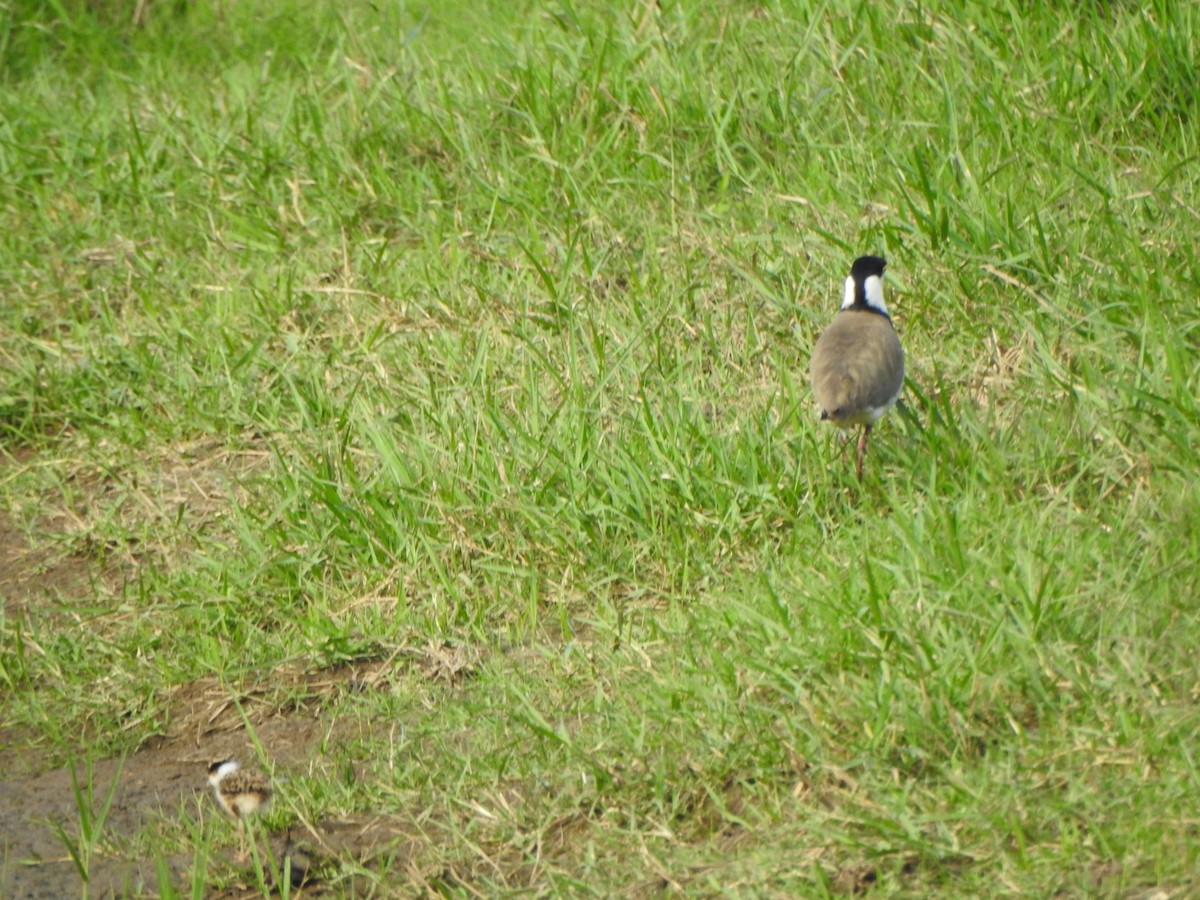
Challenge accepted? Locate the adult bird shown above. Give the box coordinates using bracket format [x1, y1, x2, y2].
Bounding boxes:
[809, 255, 904, 479]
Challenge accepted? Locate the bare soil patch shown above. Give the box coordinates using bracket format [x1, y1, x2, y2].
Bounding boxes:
[0, 659, 433, 898]
[0, 451, 120, 618]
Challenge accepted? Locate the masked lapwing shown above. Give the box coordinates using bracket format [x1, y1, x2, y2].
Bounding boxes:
[809, 255, 904, 479]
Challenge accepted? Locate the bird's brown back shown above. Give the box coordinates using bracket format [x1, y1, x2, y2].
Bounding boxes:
[218, 769, 273, 814]
[810, 310, 904, 424]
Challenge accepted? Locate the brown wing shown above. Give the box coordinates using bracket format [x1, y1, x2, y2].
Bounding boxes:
[220, 769, 273, 802]
[810, 311, 904, 424]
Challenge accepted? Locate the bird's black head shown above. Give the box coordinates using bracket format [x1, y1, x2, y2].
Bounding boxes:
[850, 255, 887, 282]
[208, 759, 236, 776]
[842, 255, 890, 317]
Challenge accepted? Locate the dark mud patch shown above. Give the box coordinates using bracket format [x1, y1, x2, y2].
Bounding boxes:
[1, 749, 198, 899]
[0, 692, 321, 898]
[0, 670, 417, 899]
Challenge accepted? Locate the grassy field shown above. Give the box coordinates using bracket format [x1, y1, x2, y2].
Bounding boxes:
[2, 0, 1198, 895]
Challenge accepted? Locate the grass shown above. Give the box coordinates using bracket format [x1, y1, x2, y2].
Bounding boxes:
[1, 0, 1198, 894]
[49, 751, 127, 899]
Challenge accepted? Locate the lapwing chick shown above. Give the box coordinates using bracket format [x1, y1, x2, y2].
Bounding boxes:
[207, 759, 272, 861]
[809, 255, 904, 479]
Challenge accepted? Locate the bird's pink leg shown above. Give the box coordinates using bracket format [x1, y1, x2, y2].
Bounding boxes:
[856, 425, 872, 480]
